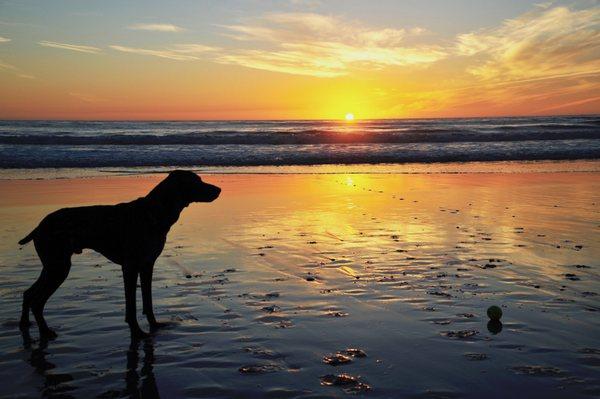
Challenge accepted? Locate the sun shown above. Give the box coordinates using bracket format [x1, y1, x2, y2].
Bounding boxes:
[345, 113, 355, 121]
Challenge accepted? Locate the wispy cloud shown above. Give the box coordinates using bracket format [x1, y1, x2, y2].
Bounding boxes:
[38, 40, 101, 54]
[0, 36, 10, 43]
[110, 45, 197, 60]
[216, 13, 443, 77]
[169, 44, 219, 54]
[109, 43, 218, 61]
[0, 20, 39, 27]
[107, 5, 599, 87]
[535, 95, 600, 113]
[128, 23, 184, 32]
[0, 60, 17, 70]
[357, 4, 600, 118]
[455, 6, 600, 81]
[0, 59, 35, 79]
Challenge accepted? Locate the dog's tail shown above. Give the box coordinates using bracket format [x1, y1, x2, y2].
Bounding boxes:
[18, 228, 38, 246]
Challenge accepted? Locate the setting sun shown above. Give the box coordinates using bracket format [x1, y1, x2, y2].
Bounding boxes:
[345, 113, 355, 121]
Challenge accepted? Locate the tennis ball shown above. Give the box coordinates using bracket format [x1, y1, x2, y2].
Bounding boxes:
[487, 305, 503, 321]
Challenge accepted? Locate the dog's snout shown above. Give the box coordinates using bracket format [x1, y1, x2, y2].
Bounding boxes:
[192, 180, 221, 202]
[203, 184, 221, 202]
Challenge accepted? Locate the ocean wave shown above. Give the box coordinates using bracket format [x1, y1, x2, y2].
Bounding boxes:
[1, 140, 598, 168]
[0, 128, 598, 145]
[1, 116, 598, 168]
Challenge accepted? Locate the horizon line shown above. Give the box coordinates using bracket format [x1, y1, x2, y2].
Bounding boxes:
[0, 112, 598, 123]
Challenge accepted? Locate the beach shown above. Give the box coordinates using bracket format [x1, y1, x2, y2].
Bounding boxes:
[0, 165, 598, 398]
[2, 0, 599, 396]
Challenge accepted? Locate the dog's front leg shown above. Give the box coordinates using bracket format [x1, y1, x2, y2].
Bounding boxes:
[122, 265, 149, 340]
[141, 264, 170, 330]
[141, 264, 163, 330]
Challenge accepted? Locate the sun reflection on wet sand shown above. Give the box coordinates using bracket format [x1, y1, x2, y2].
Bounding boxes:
[0, 170, 598, 397]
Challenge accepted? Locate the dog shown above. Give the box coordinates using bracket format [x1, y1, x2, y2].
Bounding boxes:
[18, 170, 221, 339]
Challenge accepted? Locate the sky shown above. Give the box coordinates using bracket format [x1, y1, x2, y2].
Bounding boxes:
[0, 0, 599, 120]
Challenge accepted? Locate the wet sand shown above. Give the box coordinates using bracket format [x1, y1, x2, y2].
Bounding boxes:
[0, 170, 599, 398]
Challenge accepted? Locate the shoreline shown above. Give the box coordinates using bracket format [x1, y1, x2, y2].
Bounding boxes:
[0, 159, 599, 180]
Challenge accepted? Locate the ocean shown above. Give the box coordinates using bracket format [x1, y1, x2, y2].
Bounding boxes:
[0, 116, 599, 170]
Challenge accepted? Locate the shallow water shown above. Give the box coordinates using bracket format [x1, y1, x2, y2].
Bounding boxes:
[0, 172, 599, 398]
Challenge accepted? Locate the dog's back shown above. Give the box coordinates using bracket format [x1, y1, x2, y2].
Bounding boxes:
[20, 198, 163, 264]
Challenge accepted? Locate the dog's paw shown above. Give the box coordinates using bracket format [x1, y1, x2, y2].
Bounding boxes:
[40, 328, 58, 340]
[149, 321, 172, 331]
[130, 328, 151, 340]
[19, 320, 31, 331]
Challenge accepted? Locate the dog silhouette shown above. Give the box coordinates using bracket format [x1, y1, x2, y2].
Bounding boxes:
[18, 170, 221, 339]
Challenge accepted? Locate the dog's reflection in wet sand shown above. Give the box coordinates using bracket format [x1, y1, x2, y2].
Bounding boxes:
[22, 330, 160, 398]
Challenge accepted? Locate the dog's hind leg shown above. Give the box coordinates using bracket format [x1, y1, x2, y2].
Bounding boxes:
[141, 266, 156, 325]
[20, 271, 47, 331]
[30, 245, 72, 339]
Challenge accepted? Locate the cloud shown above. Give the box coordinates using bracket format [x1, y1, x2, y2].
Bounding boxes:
[0, 20, 39, 27]
[38, 40, 101, 54]
[128, 23, 184, 32]
[0, 60, 17, 70]
[217, 50, 342, 77]
[455, 6, 600, 81]
[220, 12, 420, 45]
[0, 59, 35, 79]
[109, 45, 197, 60]
[536, 95, 600, 113]
[0, 36, 10, 43]
[216, 13, 443, 77]
[169, 44, 219, 54]
[109, 43, 218, 61]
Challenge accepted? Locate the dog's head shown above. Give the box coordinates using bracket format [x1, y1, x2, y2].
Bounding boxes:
[161, 170, 221, 204]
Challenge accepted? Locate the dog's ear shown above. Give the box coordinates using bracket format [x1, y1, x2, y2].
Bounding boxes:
[168, 170, 202, 183]
[149, 171, 189, 203]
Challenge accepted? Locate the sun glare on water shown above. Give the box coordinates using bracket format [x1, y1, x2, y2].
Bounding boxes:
[345, 113, 355, 121]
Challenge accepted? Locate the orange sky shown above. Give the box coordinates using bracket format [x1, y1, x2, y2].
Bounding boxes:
[0, 1, 599, 120]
